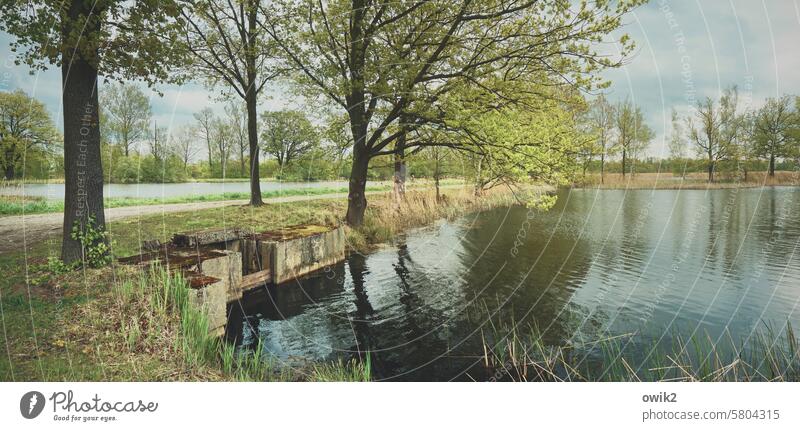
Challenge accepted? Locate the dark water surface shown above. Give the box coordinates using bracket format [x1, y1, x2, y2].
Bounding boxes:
[227, 188, 800, 381]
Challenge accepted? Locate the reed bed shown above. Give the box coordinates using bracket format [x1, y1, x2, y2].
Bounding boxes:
[577, 171, 800, 190]
[482, 321, 800, 382]
[347, 186, 532, 250]
[112, 265, 370, 381]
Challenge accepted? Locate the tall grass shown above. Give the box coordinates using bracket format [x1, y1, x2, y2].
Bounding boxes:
[347, 187, 524, 249]
[482, 321, 800, 382]
[310, 354, 372, 382]
[577, 171, 800, 190]
[113, 265, 370, 381]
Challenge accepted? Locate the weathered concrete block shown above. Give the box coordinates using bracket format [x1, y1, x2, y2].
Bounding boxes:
[240, 237, 273, 273]
[269, 225, 345, 285]
[187, 274, 227, 337]
[195, 250, 243, 302]
[172, 227, 253, 248]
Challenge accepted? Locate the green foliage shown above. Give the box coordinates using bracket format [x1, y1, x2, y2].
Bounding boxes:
[0, 0, 186, 85]
[70, 216, 112, 268]
[261, 110, 320, 168]
[0, 89, 61, 179]
[614, 99, 653, 173]
[751, 95, 798, 171]
[100, 83, 152, 156]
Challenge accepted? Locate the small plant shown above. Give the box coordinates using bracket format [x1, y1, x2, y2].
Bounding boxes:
[71, 215, 112, 268]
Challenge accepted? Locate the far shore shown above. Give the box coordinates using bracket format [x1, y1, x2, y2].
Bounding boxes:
[573, 171, 800, 190]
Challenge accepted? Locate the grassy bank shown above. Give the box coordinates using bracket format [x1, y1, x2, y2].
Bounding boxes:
[482, 322, 800, 382]
[0, 179, 466, 216]
[575, 171, 800, 190]
[0, 186, 381, 216]
[0, 185, 512, 381]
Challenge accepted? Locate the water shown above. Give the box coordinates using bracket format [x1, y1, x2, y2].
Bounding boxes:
[227, 188, 800, 380]
[0, 180, 351, 200]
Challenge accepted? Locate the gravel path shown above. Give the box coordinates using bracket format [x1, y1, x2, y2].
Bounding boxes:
[0, 191, 354, 255]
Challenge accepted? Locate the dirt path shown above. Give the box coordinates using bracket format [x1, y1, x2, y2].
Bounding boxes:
[0, 192, 355, 255]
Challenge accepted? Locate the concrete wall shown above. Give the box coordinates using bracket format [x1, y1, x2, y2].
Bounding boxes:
[188, 277, 227, 337]
[270, 226, 345, 285]
[196, 250, 243, 302]
[122, 225, 346, 339]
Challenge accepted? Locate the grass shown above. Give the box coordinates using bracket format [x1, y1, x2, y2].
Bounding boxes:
[0, 185, 388, 216]
[0, 179, 467, 215]
[482, 321, 800, 382]
[576, 171, 800, 190]
[346, 186, 531, 250]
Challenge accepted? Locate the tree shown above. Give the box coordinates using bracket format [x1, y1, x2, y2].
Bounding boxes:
[615, 99, 653, 178]
[180, 0, 281, 205]
[0, 90, 60, 179]
[0, 0, 185, 263]
[225, 101, 248, 177]
[194, 107, 216, 172]
[668, 108, 687, 178]
[100, 83, 151, 156]
[412, 83, 584, 200]
[262, 0, 642, 225]
[752, 95, 795, 177]
[260, 110, 319, 168]
[687, 86, 744, 183]
[148, 121, 169, 161]
[322, 114, 353, 178]
[171, 125, 200, 170]
[587, 95, 616, 183]
[211, 117, 233, 178]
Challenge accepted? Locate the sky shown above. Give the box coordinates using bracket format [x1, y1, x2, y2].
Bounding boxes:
[2, 0, 800, 160]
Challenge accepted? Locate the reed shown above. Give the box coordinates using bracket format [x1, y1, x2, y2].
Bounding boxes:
[347, 187, 524, 249]
[112, 265, 370, 381]
[576, 171, 800, 190]
[482, 321, 800, 382]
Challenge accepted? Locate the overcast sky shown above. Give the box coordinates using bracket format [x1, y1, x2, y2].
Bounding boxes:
[2, 0, 799, 160]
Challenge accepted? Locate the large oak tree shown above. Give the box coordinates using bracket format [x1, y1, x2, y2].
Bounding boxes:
[0, 0, 185, 263]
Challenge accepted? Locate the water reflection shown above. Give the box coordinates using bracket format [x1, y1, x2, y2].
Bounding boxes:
[227, 187, 800, 381]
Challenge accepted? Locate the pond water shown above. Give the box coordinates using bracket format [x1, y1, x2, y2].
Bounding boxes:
[227, 187, 800, 381]
[0, 180, 350, 200]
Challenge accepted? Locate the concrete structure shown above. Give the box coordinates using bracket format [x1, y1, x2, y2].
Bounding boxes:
[186, 273, 227, 337]
[241, 225, 346, 285]
[124, 224, 346, 337]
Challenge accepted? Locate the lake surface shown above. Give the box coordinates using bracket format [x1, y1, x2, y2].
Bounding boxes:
[0, 180, 350, 200]
[227, 188, 800, 381]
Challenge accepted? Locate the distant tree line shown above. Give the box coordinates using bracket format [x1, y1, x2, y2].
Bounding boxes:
[578, 89, 800, 183]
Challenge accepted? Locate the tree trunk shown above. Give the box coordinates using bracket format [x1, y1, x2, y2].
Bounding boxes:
[345, 0, 369, 226]
[346, 147, 369, 226]
[708, 159, 714, 183]
[474, 156, 483, 196]
[392, 132, 406, 207]
[246, 4, 263, 206]
[207, 134, 213, 172]
[600, 153, 605, 184]
[60, 2, 106, 264]
[434, 154, 441, 202]
[769, 152, 775, 177]
[392, 114, 410, 206]
[246, 91, 262, 205]
[4, 163, 14, 180]
[240, 143, 245, 177]
[621, 148, 626, 179]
